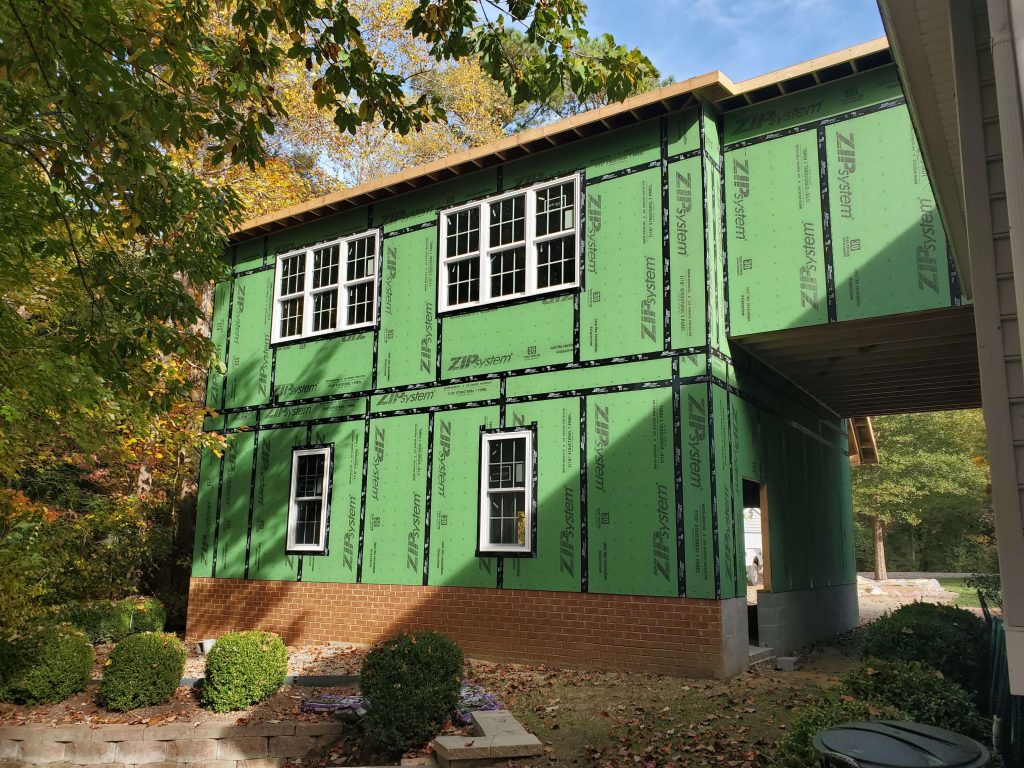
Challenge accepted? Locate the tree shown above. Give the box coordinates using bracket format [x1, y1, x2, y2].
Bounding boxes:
[852, 411, 990, 580]
[0, 0, 656, 478]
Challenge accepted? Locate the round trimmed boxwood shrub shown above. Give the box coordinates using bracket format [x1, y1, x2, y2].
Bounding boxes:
[57, 597, 166, 643]
[98, 633, 186, 712]
[0, 625, 93, 704]
[773, 693, 903, 768]
[840, 659, 985, 740]
[360, 631, 464, 751]
[861, 602, 987, 694]
[202, 631, 287, 712]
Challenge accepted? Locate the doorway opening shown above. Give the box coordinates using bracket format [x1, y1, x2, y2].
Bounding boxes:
[743, 479, 769, 645]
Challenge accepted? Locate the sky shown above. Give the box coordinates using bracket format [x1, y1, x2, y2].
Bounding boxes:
[583, 0, 885, 84]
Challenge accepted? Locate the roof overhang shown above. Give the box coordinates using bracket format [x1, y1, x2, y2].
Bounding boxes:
[877, 0, 974, 297]
[230, 38, 892, 245]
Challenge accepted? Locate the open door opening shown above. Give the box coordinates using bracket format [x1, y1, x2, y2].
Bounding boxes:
[743, 479, 769, 645]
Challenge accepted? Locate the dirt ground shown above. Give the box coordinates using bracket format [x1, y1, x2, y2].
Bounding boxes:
[465, 642, 860, 768]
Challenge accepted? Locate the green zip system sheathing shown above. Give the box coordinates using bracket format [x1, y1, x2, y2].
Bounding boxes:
[194, 63, 948, 609]
[723, 64, 962, 337]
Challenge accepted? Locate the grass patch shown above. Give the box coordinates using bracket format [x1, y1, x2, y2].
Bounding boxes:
[938, 578, 983, 609]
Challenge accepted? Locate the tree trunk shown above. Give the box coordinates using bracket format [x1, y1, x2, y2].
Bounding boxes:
[874, 517, 888, 581]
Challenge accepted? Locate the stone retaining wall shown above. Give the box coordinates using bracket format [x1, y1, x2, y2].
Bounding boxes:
[0, 720, 345, 768]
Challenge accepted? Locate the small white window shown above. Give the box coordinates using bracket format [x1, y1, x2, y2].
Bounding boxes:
[439, 174, 580, 312]
[287, 446, 332, 553]
[478, 430, 535, 554]
[271, 231, 379, 343]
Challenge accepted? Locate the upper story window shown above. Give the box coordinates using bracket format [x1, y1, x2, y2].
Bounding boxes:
[271, 231, 379, 343]
[439, 174, 580, 312]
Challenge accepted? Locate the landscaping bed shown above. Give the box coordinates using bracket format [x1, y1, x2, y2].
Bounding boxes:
[0, 681, 357, 727]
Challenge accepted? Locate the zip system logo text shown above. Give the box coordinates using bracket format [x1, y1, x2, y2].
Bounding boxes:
[448, 354, 513, 371]
[732, 158, 750, 241]
[917, 198, 940, 293]
[592, 403, 610, 494]
[799, 221, 819, 310]
[835, 132, 856, 220]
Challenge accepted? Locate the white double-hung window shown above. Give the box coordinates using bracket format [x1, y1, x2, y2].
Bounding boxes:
[271, 230, 379, 343]
[478, 429, 535, 555]
[286, 446, 332, 554]
[439, 174, 580, 312]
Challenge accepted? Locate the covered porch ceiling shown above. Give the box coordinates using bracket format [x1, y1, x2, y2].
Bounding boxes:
[730, 306, 981, 417]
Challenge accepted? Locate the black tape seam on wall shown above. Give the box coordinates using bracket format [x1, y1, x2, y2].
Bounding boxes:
[703, 149, 723, 175]
[723, 96, 906, 151]
[268, 349, 278, 406]
[579, 395, 589, 593]
[435, 215, 444, 384]
[724, 363, 738, 600]
[574, 170, 587, 363]
[706, 376, 721, 600]
[667, 147, 703, 165]
[499, 376, 507, 425]
[356, 401, 371, 583]
[220, 279, 236, 412]
[720, 125, 730, 338]
[371, 226, 384, 391]
[262, 236, 269, 268]
[242, 414, 261, 580]
[217, 346, 707, 417]
[699, 103, 722, 601]
[422, 412, 433, 587]
[220, 376, 703, 433]
[709, 147, 723, 351]
[585, 159, 660, 187]
[672, 356, 686, 597]
[386, 219, 438, 239]
[817, 126, 839, 323]
[211, 445, 227, 578]
[661, 116, 672, 352]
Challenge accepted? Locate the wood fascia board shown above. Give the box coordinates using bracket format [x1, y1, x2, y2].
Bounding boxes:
[731, 37, 889, 95]
[877, 0, 973, 296]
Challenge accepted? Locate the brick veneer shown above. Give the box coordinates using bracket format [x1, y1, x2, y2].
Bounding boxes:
[186, 578, 730, 677]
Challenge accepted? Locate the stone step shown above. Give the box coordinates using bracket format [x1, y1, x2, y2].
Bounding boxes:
[433, 710, 543, 768]
[469, 710, 528, 737]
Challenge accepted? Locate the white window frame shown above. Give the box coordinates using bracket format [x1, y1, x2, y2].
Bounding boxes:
[478, 429, 535, 555]
[438, 173, 581, 313]
[270, 230, 380, 344]
[286, 445, 332, 554]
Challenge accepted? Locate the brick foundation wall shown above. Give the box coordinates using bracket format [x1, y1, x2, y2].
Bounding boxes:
[186, 578, 729, 678]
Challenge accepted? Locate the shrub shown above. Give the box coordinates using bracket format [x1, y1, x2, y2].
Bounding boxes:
[773, 693, 903, 768]
[98, 633, 185, 712]
[360, 632, 464, 751]
[202, 631, 287, 712]
[840, 659, 985, 740]
[861, 602, 987, 693]
[57, 597, 166, 643]
[0, 625, 93, 704]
